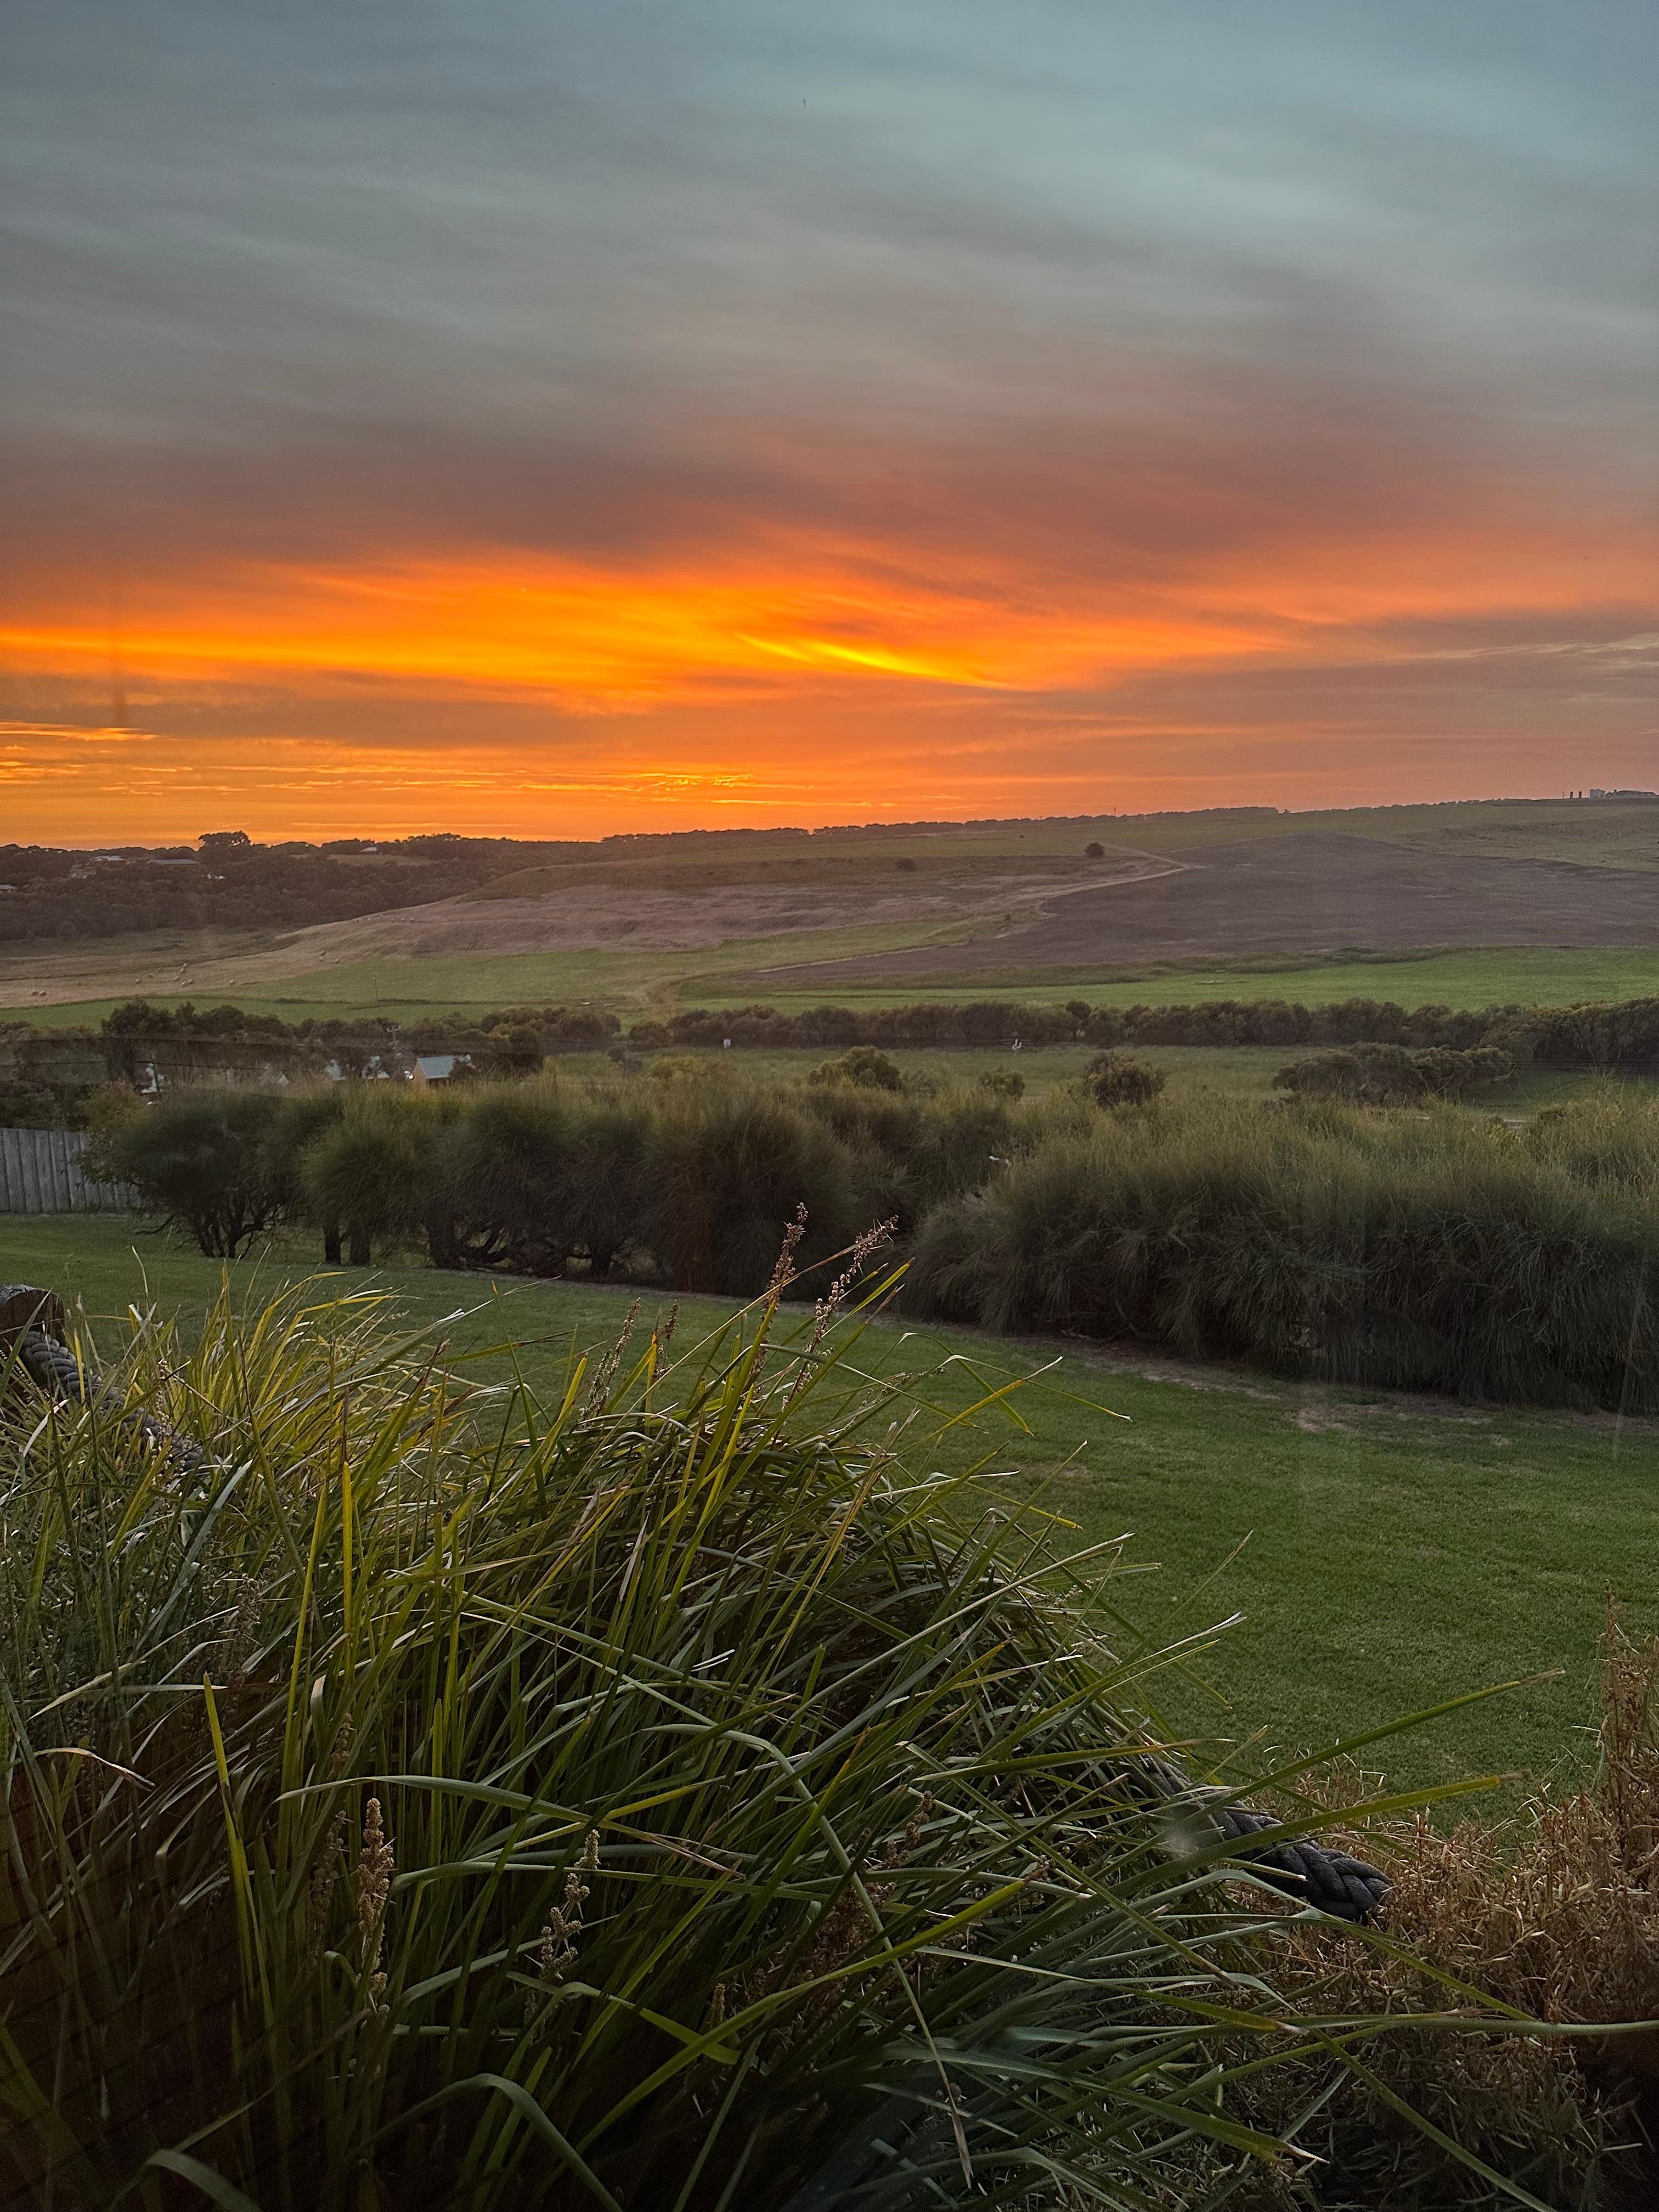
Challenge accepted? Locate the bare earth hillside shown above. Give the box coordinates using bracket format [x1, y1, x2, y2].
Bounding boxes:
[765, 834, 1659, 985]
[0, 853, 1183, 1006]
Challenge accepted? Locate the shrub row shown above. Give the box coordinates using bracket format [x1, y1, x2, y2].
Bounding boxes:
[81, 987, 1659, 1069]
[104, 1074, 1659, 1410]
[634, 992, 1659, 1062]
[100, 1074, 1037, 1294]
[8, 991, 1657, 1128]
[1272, 1043, 1514, 1104]
[905, 1091, 1659, 1409]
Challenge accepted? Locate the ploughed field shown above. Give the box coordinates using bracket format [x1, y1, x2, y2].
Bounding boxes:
[772, 831, 1659, 986]
[8, 1213, 1655, 1805]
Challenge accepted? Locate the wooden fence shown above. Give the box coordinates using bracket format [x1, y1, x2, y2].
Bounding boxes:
[0, 1128, 137, 1214]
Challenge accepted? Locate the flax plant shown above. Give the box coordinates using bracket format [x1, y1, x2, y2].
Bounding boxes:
[0, 1275, 1564, 2209]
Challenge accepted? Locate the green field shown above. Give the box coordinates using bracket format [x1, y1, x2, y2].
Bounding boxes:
[12, 941, 1656, 1034]
[747, 944, 1659, 1014]
[571, 1041, 1251, 1099]
[12, 1212, 1655, 1804]
[550, 1041, 1656, 1114]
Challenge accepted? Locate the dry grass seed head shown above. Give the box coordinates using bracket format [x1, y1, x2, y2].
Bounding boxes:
[585, 1302, 640, 1410]
[355, 1795, 395, 2015]
[526, 1829, 600, 2028]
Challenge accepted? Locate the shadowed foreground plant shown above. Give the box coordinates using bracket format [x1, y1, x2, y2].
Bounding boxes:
[0, 1276, 1597, 2209]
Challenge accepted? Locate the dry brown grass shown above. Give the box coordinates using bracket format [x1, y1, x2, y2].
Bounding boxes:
[1239, 1605, 1659, 2207]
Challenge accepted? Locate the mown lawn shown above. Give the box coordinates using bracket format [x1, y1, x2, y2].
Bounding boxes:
[8, 1213, 1655, 1809]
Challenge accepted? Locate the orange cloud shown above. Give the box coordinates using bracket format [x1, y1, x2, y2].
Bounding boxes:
[2, 541, 1284, 708]
[8, 482, 1651, 714]
[3, 483, 1654, 844]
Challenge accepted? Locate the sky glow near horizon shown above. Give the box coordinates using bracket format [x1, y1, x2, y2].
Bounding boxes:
[3, 0, 1656, 842]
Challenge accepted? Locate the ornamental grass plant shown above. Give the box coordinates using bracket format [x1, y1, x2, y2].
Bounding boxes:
[0, 1257, 1592, 2209]
[905, 1091, 1659, 1410]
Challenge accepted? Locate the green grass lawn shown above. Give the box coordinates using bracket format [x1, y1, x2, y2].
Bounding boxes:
[9, 1213, 1654, 1809]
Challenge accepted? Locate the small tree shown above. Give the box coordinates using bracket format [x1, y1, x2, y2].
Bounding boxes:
[562, 1098, 662, 1277]
[266, 1087, 348, 1260]
[79, 1085, 145, 1180]
[480, 1020, 546, 1077]
[104, 1090, 286, 1256]
[658, 1088, 863, 1296]
[300, 1093, 437, 1266]
[444, 1086, 575, 1276]
[1082, 1052, 1166, 1110]
[1084, 841, 1106, 859]
[1413, 1046, 1514, 1100]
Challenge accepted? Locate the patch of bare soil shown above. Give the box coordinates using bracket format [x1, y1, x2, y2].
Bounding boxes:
[766, 833, 1659, 985]
[262, 873, 1047, 962]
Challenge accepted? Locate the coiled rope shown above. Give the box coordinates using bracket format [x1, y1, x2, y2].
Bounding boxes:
[0, 1282, 206, 1472]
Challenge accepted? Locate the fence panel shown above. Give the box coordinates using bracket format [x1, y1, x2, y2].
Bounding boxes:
[0, 1127, 137, 1214]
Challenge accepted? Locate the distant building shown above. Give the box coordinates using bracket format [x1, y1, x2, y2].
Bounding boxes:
[325, 1054, 402, 1083]
[412, 1053, 472, 1087]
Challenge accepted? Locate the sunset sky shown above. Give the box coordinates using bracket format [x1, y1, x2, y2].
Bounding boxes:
[4, 0, 1656, 843]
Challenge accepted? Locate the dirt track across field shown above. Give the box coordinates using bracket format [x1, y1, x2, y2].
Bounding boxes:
[765, 834, 1659, 984]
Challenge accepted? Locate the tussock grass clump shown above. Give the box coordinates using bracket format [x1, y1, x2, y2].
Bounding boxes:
[655, 1082, 865, 1293]
[0, 1273, 1363, 2207]
[906, 1091, 1659, 1409]
[3, 1272, 1593, 2209]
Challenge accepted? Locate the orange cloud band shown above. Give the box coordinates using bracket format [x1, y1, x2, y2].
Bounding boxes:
[3, 491, 1653, 843]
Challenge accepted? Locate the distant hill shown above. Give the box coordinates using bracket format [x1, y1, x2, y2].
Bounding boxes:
[8, 797, 1655, 949]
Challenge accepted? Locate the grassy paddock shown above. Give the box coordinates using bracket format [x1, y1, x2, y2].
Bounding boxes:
[747, 944, 1659, 1015]
[7, 1213, 1654, 1799]
[9, 941, 1657, 1032]
[558, 1041, 1657, 1111]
